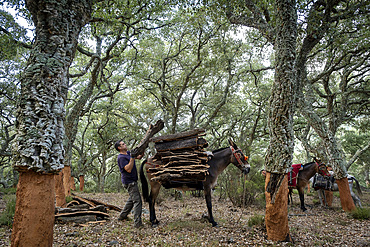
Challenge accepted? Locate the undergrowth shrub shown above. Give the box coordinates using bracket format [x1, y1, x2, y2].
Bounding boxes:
[0, 194, 16, 227]
[348, 207, 370, 220]
[0, 187, 16, 195]
[218, 167, 265, 208]
[248, 214, 265, 227]
[65, 195, 73, 203]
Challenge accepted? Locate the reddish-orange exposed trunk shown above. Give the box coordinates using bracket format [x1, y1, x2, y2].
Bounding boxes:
[11, 170, 55, 247]
[265, 172, 291, 242]
[63, 166, 72, 196]
[336, 177, 356, 212]
[70, 176, 76, 191]
[54, 171, 66, 207]
[325, 191, 333, 207]
[79, 175, 85, 191]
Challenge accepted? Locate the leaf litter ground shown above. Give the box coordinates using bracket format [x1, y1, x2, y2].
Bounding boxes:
[0, 190, 369, 246]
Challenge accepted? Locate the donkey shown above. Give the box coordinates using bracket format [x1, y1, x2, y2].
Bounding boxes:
[140, 139, 250, 227]
[317, 174, 363, 208]
[288, 159, 330, 211]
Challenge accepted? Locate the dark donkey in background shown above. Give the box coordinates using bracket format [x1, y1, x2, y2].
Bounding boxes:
[288, 158, 330, 211]
[140, 139, 250, 227]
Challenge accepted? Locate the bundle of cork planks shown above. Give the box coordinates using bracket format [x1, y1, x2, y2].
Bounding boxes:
[148, 128, 210, 183]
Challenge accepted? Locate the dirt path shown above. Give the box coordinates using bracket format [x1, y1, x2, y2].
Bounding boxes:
[1, 191, 369, 246]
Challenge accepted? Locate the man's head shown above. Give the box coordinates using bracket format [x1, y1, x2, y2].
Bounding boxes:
[115, 140, 127, 152]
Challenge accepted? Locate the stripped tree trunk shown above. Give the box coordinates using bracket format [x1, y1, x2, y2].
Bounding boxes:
[11, 171, 55, 246]
[265, 172, 289, 241]
[264, 0, 296, 241]
[299, 96, 355, 211]
[79, 175, 85, 191]
[71, 176, 76, 191]
[55, 172, 66, 207]
[324, 191, 333, 207]
[11, 1, 92, 246]
[63, 166, 72, 196]
[336, 178, 355, 211]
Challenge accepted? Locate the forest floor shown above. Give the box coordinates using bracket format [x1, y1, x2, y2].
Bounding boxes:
[0, 189, 369, 246]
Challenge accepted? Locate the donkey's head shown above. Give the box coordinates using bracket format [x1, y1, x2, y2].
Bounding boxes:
[228, 139, 250, 174]
[314, 157, 330, 178]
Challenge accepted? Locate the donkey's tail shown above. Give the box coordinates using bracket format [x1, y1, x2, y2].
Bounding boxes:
[353, 177, 363, 196]
[140, 159, 150, 202]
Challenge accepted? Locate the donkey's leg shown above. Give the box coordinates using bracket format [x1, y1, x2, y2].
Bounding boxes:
[321, 190, 328, 207]
[148, 182, 161, 226]
[148, 196, 159, 226]
[204, 187, 218, 227]
[351, 192, 362, 208]
[298, 187, 307, 211]
[288, 188, 292, 205]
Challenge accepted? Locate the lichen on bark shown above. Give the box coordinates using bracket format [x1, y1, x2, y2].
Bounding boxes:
[12, 0, 92, 174]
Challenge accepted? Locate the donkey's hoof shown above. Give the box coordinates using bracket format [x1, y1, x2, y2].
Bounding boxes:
[151, 220, 160, 227]
[212, 222, 219, 227]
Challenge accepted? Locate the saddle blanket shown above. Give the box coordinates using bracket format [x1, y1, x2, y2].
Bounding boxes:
[288, 164, 302, 187]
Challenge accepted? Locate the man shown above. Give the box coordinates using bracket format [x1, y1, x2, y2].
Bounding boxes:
[115, 140, 143, 228]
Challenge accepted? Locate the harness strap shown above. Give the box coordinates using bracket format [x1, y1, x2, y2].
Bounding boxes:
[316, 162, 329, 177]
[230, 146, 244, 167]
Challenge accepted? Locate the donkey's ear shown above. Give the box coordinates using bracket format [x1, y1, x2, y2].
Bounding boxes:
[228, 139, 237, 148]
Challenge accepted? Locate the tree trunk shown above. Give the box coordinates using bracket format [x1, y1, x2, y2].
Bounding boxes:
[336, 177, 356, 211]
[299, 93, 355, 211]
[11, 171, 55, 247]
[321, 135, 355, 211]
[11, 1, 92, 245]
[63, 165, 72, 196]
[263, 0, 296, 242]
[79, 175, 85, 191]
[265, 172, 291, 241]
[324, 191, 333, 207]
[54, 172, 66, 207]
[70, 176, 76, 191]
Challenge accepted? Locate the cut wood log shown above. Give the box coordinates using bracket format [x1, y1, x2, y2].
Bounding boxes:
[131, 119, 164, 158]
[161, 154, 201, 162]
[57, 215, 97, 224]
[149, 129, 210, 183]
[151, 173, 207, 182]
[65, 200, 80, 207]
[55, 210, 109, 218]
[163, 160, 202, 167]
[149, 165, 209, 173]
[151, 128, 205, 143]
[82, 198, 121, 212]
[67, 204, 90, 210]
[155, 137, 207, 152]
[56, 205, 107, 214]
[79, 220, 107, 227]
[72, 195, 96, 207]
[71, 193, 122, 211]
[57, 208, 86, 214]
[151, 168, 208, 175]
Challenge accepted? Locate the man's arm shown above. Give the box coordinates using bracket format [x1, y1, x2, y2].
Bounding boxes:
[124, 158, 135, 173]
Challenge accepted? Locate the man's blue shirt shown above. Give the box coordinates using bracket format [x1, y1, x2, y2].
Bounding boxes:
[117, 151, 138, 184]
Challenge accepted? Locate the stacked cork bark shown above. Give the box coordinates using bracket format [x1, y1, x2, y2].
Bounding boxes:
[148, 128, 210, 183]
